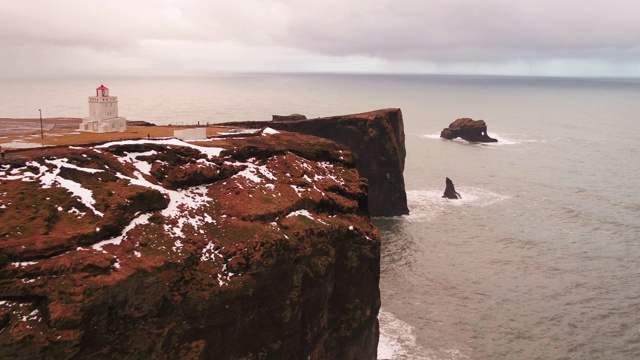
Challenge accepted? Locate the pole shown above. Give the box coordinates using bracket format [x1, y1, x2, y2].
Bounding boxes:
[39, 109, 44, 139]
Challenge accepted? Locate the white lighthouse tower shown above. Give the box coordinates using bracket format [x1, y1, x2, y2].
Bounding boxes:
[79, 85, 127, 132]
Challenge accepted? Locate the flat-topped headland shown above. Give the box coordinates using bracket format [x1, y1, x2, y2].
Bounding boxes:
[0, 109, 409, 359]
[222, 108, 409, 217]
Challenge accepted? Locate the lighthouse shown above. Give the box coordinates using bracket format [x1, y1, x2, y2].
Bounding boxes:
[79, 85, 127, 133]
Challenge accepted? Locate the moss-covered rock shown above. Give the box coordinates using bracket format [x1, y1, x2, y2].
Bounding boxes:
[0, 128, 381, 359]
[223, 108, 408, 216]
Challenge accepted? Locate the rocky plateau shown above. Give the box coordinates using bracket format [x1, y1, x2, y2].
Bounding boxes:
[0, 124, 386, 359]
[225, 108, 409, 217]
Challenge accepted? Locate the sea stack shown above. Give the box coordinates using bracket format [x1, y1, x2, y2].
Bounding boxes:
[442, 177, 461, 199]
[440, 118, 497, 142]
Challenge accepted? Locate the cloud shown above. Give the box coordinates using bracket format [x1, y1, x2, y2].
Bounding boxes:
[1, 0, 640, 77]
[277, 0, 640, 62]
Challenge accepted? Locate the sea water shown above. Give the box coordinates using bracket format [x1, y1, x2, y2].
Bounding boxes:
[2, 74, 640, 359]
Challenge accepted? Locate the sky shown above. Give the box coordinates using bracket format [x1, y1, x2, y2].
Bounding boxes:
[1, 0, 640, 78]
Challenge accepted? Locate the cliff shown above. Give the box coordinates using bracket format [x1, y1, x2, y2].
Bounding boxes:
[225, 108, 409, 217]
[0, 130, 381, 359]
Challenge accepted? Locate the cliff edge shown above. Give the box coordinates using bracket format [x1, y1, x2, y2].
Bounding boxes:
[0, 130, 380, 359]
[227, 108, 409, 217]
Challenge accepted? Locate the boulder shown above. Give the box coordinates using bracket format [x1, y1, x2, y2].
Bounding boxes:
[440, 118, 497, 142]
[442, 177, 461, 199]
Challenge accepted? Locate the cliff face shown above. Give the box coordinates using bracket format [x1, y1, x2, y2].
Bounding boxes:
[0, 130, 380, 359]
[227, 108, 409, 217]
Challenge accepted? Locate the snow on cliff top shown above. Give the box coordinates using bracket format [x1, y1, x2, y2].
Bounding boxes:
[1, 134, 347, 288]
[1, 138, 228, 264]
[96, 138, 224, 158]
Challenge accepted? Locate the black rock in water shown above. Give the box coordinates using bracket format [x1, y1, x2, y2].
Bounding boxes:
[440, 118, 497, 142]
[442, 177, 461, 199]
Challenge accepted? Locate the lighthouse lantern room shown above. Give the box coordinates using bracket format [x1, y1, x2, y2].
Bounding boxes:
[79, 84, 127, 133]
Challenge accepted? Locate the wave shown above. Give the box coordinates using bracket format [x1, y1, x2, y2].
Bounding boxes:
[416, 132, 551, 146]
[403, 187, 511, 222]
[418, 133, 442, 140]
[486, 133, 517, 145]
[378, 309, 470, 360]
[490, 133, 561, 146]
[378, 309, 433, 360]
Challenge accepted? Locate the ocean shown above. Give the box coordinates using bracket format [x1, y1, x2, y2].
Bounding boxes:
[2, 73, 640, 359]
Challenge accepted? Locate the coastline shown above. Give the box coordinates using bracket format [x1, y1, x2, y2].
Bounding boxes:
[0, 116, 382, 358]
[0, 117, 82, 135]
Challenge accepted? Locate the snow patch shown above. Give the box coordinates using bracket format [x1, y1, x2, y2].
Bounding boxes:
[0, 159, 105, 217]
[11, 261, 37, 268]
[236, 167, 262, 183]
[232, 159, 277, 183]
[172, 239, 183, 252]
[201, 242, 223, 262]
[92, 213, 152, 252]
[20, 309, 40, 323]
[291, 185, 304, 197]
[285, 209, 327, 225]
[118, 150, 157, 175]
[97, 138, 223, 159]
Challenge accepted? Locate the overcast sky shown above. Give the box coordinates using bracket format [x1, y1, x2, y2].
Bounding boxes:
[2, 0, 640, 78]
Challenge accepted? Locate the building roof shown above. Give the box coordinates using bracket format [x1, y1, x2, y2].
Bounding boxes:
[96, 84, 109, 90]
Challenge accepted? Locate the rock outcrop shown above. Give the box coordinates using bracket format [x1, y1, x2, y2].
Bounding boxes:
[440, 118, 498, 142]
[226, 108, 408, 217]
[272, 114, 307, 121]
[442, 177, 461, 199]
[0, 130, 381, 359]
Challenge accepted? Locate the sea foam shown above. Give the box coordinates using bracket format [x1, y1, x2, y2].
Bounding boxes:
[417, 132, 532, 146]
[403, 187, 511, 222]
[378, 309, 433, 360]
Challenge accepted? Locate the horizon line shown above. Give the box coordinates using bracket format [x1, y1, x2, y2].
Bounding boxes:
[3, 70, 640, 82]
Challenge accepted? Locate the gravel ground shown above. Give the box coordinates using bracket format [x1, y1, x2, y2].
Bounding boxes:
[0, 118, 81, 135]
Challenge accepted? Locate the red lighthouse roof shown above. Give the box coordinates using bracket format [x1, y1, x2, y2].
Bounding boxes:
[96, 84, 109, 97]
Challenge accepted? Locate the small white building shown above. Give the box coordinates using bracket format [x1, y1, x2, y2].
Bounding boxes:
[174, 128, 207, 141]
[79, 85, 127, 133]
